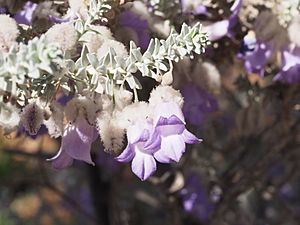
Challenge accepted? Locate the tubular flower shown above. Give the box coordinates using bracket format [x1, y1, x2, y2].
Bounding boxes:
[115, 102, 160, 181]
[149, 86, 201, 163]
[274, 47, 300, 84]
[116, 119, 161, 181]
[151, 101, 201, 163]
[48, 116, 98, 169]
[114, 86, 201, 180]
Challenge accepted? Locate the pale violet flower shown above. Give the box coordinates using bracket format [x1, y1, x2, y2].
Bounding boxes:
[152, 101, 201, 163]
[115, 120, 161, 181]
[116, 94, 200, 181]
[48, 116, 98, 169]
[149, 86, 201, 163]
[14, 1, 38, 25]
[274, 47, 300, 84]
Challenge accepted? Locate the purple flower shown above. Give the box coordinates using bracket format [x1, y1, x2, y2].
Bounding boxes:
[48, 10, 75, 24]
[14, 1, 37, 25]
[206, 20, 232, 41]
[181, 83, 218, 126]
[180, 174, 214, 222]
[48, 116, 98, 169]
[116, 120, 160, 181]
[238, 36, 273, 76]
[274, 47, 300, 84]
[205, 0, 242, 41]
[116, 90, 201, 181]
[152, 102, 201, 163]
[119, 10, 150, 50]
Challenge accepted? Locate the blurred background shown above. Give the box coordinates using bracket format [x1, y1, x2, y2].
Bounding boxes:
[1, 0, 300, 225]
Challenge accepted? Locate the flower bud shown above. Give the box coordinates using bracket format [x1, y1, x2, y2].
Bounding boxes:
[20, 102, 44, 135]
[0, 103, 20, 133]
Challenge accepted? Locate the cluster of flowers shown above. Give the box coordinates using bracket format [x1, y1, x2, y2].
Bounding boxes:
[0, 0, 210, 181]
[1, 83, 200, 181]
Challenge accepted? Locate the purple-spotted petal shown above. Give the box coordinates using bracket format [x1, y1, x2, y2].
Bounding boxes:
[115, 144, 135, 163]
[131, 151, 157, 181]
[182, 129, 202, 144]
[47, 148, 74, 169]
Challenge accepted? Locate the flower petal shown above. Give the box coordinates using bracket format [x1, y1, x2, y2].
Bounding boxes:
[131, 150, 157, 181]
[157, 123, 185, 137]
[156, 115, 185, 126]
[182, 129, 202, 144]
[153, 102, 185, 127]
[115, 144, 135, 163]
[153, 149, 172, 163]
[63, 118, 95, 165]
[155, 135, 186, 163]
[14, 1, 38, 25]
[205, 20, 230, 42]
[47, 148, 74, 169]
[144, 128, 161, 153]
[76, 117, 98, 143]
[127, 124, 149, 144]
